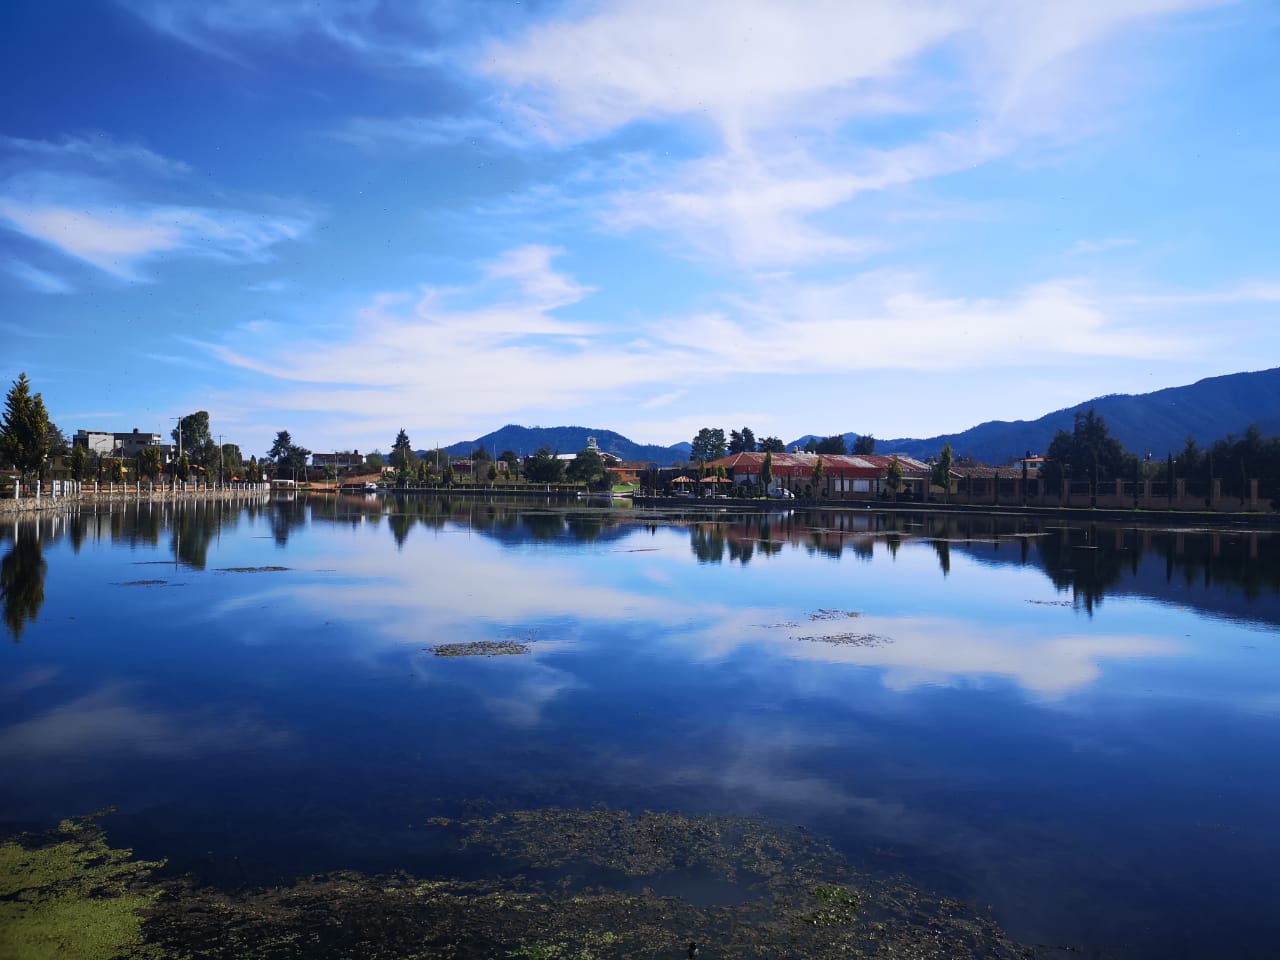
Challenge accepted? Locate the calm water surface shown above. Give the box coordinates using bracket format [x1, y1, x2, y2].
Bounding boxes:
[3, 495, 1279, 957]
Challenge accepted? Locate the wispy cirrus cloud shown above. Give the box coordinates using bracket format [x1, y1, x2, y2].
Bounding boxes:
[0, 135, 313, 281]
[469, 0, 1226, 269]
[5, 258, 74, 294]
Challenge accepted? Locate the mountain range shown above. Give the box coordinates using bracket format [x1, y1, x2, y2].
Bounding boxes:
[437, 367, 1280, 466]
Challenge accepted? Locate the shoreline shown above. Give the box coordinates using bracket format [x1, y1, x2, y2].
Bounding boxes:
[0, 486, 270, 516]
[4, 485, 1278, 529]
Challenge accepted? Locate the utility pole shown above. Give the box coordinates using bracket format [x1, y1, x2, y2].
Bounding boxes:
[170, 416, 183, 488]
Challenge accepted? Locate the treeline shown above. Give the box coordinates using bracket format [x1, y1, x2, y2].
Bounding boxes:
[1040, 408, 1280, 502]
[688, 426, 876, 461]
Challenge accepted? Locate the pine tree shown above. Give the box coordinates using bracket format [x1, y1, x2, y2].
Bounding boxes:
[0, 373, 51, 481]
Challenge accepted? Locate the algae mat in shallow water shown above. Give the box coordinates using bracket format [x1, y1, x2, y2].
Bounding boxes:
[3, 808, 1038, 959]
[0, 814, 164, 960]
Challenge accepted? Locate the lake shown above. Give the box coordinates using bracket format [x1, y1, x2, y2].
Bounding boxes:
[3, 495, 1279, 958]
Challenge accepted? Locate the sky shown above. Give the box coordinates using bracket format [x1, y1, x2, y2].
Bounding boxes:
[2, 0, 1278, 458]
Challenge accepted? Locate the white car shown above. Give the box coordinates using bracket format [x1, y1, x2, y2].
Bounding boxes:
[767, 487, 794, 499]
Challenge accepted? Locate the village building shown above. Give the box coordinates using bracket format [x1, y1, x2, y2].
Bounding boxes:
[74, 428, 164, 458]
[312, 451, 366, 471]
[706, 451, 932, 500]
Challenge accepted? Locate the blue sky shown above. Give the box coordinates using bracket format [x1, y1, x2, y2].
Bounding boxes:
[3, 0, 1278, 458]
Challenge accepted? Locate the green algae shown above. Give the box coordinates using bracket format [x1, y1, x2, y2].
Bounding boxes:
[0, 814, 165, 960]
[3, 806, 1039, 960]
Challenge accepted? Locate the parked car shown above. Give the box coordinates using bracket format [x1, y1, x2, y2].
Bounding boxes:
[768, 487, 794, 499]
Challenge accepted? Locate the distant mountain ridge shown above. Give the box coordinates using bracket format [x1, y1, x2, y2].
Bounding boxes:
[872, 367, 1280, 464]
[440, 425, 691, 464]
[438, 368, 1280, 468]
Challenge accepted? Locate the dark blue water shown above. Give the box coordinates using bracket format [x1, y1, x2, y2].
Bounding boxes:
[3, 496, 1279, 957]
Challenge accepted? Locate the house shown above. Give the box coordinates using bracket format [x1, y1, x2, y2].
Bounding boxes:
[706, 451, 931, 499]
[74, 428, 164, 458]
[312, 450, 366, 471]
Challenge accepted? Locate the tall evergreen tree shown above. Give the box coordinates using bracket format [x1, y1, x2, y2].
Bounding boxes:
[391, 428, 414, 481]
[0, 373, 51, 481]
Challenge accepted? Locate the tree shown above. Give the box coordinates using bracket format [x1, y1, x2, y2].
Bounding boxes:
[137, 446, 163, 480]
[524, 446, 565, 483]
[221, 443, 244, 479]
[47, 422, 69, 457]
[931, 442, 953, 496]
[281, 443, 310, 480]
[886, 455, 903, 496]
[172, 411, 212, 463]
[812, 455, 825, 495]
[690, 427, 727, 463]
[499, 449, 520, 479]
[471, 446, 493, 463]
[728, 427, 757, 454]
[269, 430, 294, 470]
[814, 435, 847, 455]
[761, 450, 773, 492]
[567, 447, 607, 489]
[1045, 408, 1127, 489]
[391, 428, 415, 482]
[758, 436, 785, 453]
[177, 452, 191, 481]
[1179, 435, 1202, 477]
[366, 451, 385, 471]
[853, 434, 876, 455]
[1, 373, 52, 481]
[70, 444, 86, 481]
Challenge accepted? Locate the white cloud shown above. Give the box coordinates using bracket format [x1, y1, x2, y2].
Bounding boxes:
[4, 258, 74, 294]
[200, 245, 1228, 449]
[481, 0, 961, 146]
[0, 198, 308, 281]
[477, 0, 1224, 269]
[0, 133, 191, 178]
[0, 136, 313, 281]
[125, 0, 462, 65]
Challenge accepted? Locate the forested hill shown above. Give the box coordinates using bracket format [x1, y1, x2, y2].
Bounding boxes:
[441, 425, 691, 464]
[877, 367, 1280, 463]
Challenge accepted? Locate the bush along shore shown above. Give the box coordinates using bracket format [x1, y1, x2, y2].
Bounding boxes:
[0, 481, 271, 516]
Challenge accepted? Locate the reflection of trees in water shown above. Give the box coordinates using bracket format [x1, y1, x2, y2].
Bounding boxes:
[267, 499, 308, 547]
[167, 501, 234, 568]
[1, 527, 46, 641]
[690, 524, 726, 563]
[681, 509, 1280, 618]
[388, 510, 413, 548]
[565, 515, 603, 543]
[932, 539, 950, 575]
[1035, 526, 1129, 614]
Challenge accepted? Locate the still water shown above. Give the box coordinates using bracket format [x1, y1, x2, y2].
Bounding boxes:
[3, 495, 1279, 957]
